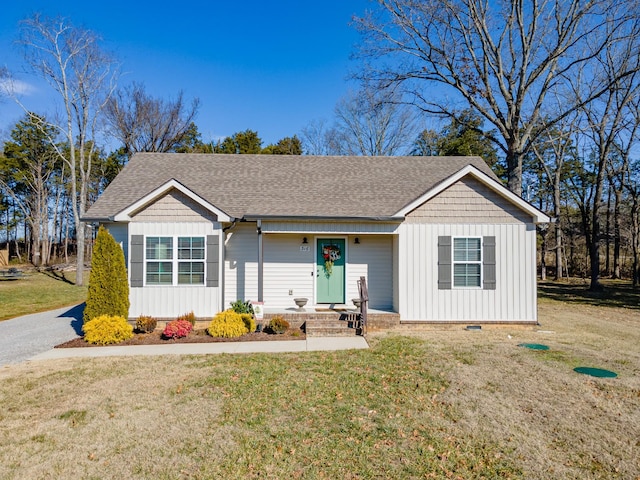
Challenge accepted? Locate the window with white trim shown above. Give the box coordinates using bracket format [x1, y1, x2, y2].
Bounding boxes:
[145, 236, 205, 285]
[453, 237, 482, 287]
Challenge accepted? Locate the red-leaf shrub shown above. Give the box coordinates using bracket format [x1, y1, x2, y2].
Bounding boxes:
[162, 319, 193, 339]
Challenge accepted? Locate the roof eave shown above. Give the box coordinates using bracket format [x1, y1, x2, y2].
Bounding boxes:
[242, 214, 404, 222]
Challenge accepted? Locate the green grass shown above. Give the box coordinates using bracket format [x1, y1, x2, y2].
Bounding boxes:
[0, 270, 86, 321]
[178, 337, 519, 479]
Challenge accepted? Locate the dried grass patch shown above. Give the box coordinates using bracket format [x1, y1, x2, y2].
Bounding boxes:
[0, 297, 638, 479]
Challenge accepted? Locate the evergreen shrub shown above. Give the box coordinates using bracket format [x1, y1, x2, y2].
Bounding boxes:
[84, 226, 130, 323]
[135, 315, 157, 333]
[177, 311, 197, 327]
[267, 316, 289, 334]
[240, 313, 256, 333]
[83, 315, 133, 345]
[207, 310, 247, 338]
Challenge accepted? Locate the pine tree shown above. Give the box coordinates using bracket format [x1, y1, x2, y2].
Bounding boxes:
[84, 226, 130, 322]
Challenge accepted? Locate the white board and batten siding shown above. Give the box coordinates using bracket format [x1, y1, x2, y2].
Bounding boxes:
[224, 223, 259, 307]
[126, 190, 223, 318]
[262, 233, 393, 309]
[225, 224, 394, 309]
[398, 176, 538, 322]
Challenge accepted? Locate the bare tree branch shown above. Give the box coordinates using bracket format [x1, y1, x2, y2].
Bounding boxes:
[104, 82, 199, 155]
[354, 0, 640, 195]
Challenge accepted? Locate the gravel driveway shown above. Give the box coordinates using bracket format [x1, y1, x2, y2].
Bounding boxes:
[0, 304, 84, 367]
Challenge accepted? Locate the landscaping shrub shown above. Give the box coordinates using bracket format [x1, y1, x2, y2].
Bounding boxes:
[207, 310, 248, 338]
[135, 315, 157, 333]
[83, 315, 133, 345]
[84, 226, 130, 323]
[162, 319, 193, 339]
[240, 313, 256, 333]
[267, 316, 289, 334]
[177, 311, 197, 327]
[230, 299, 254, 315]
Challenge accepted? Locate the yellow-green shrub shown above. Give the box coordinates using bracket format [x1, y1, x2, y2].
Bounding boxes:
[83, 315, 133, 345]
[207, 310, 248, 338]
[240, 313, 256, 333]
[84, 226, 130, 323]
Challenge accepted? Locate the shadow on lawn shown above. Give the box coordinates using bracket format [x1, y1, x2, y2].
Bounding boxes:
[41, 269, 76, 285]
[58, 303, 85, 336]
[538, 280, 640, 310]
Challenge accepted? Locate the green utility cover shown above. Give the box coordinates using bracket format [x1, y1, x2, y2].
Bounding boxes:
[518, 343, 550, 350]
[573, 367, 618, 378]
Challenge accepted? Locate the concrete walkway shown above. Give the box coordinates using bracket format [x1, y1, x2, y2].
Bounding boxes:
[29, 336, 369, 361]
[1, 304, 368, 366]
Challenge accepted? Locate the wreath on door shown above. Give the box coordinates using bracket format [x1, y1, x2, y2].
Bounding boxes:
[322, 244, 341, 276]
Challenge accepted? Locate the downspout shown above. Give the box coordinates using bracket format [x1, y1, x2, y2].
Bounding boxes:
[257, 219, 263, 302]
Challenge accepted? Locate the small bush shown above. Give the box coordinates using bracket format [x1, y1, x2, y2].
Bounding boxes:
[135, 315, 157, 333]
[240, 313, 256, 333]
[230, 300, 254, 315]
[83, 315, 133, 345]
[177, 311, 197, 327]
[208, 310, 248, 338]
[162, 319, 193, 339]
[267, 316, 289, 334]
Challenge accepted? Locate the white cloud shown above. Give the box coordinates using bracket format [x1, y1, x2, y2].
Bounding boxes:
[0, 78, 36, 97]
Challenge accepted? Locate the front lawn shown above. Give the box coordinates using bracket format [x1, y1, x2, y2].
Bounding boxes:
[0, 269, 87, 321]
[0, 292, 638, 479]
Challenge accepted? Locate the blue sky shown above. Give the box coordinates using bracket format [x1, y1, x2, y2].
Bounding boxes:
[0, 1, 372, 149]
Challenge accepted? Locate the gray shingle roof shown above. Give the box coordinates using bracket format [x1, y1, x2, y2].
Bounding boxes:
[84, 153, 499, 220]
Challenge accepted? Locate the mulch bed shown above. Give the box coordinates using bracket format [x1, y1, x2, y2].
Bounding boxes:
[56, 328, 305, 348]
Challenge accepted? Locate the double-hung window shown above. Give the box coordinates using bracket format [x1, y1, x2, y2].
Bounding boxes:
[145, 236, 205, 285]
[177, 237, 205, 284]
[452, 237, 482, 288]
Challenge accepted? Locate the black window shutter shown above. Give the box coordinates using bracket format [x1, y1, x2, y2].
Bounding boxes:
[438, 236, 452, 290]
[483, 236, 496, 290]
[206, 234, 220, 287]
[130, 235, 144, 287]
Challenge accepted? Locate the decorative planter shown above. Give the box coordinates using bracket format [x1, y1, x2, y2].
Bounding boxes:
[294, 297, 308, 311]
[352, 298, 362, 309]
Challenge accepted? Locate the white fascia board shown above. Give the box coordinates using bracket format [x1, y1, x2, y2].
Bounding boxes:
[113, 178, 232, 222]
[395, 165, 552, 224]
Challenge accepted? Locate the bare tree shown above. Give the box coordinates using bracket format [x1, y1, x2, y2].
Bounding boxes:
[301, 118, 339, 155]
[18, 14, 118, 285]
[355, 0, 640, 195]
[531, 114, 581, 280]
[566, 24, 640, 290]
[333, 87, 418, 156]
[104, 82, 199, 155]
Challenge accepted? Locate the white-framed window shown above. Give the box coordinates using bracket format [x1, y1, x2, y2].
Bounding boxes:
[146, 236, 205, 285]
[453, 237, 482, 288]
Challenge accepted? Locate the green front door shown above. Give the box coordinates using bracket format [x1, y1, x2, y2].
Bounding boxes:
[317, 239, 345, 304]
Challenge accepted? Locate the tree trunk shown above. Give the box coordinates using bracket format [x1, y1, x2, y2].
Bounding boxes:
[506, 150, 523, 197]
[613, 189, 622, 279]
[605, 187, 611, 276]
